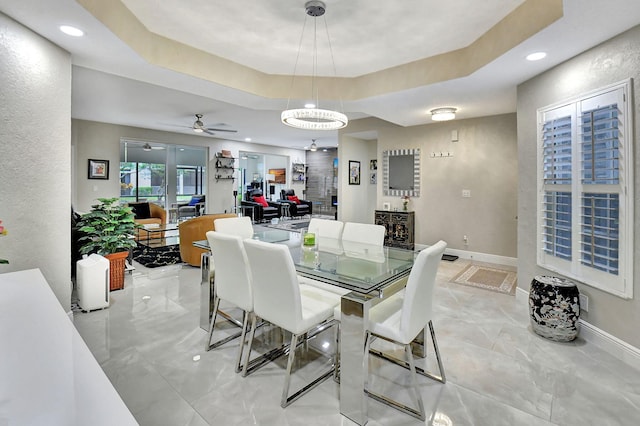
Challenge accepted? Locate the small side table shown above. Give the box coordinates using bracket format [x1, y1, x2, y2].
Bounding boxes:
[280, 203, 291, 220]
[241, 204, 256, 223]
[529, 275, 580, 342]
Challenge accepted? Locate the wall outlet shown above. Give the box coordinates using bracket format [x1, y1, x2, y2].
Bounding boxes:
[462, 189, 471, 198]
[579, 294, 589, 312]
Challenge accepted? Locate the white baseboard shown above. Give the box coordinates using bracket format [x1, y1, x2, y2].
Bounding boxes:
[578, 320, 640, 371]
[423, 246, 517, 268]
[450, 248, 517, 267]
[515, 287, 640, 371]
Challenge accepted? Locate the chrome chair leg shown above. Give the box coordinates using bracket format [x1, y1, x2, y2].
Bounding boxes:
[235, 311, 252, 373]
[281, 333, 300, 407]
[205, 296, 243, 352]
[333, 324, 340, 383]
[364, 322, 446, 420]
[241, 314, 259, 377]
[368, 321, 445, 384]
[405, 342, 426, 420]
[429, 321, 446, 383]
[280, 323, 337, 408]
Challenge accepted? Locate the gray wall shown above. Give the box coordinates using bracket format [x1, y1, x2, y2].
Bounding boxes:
[341, 114, 518, 258]
[72, 120, 305, 215]
[0, 13, 72, 310]
[517, 24, 640, 347]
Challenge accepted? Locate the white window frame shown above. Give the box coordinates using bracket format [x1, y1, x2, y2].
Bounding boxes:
[536, 79, 634, 299]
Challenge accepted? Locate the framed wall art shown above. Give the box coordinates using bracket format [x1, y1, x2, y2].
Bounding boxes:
[348, 160, 361, 185]
[88, 159, 109, 180]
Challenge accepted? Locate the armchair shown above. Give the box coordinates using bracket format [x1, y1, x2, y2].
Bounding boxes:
[128, 202, 167, 240]
[279, 189, 312, 217]
[174, 195, 205, 220]
[177, 213, 236, 266]
[241, 189, 281, 222]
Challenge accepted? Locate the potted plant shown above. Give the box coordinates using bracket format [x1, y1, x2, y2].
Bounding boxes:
[76, 198, 138, 291]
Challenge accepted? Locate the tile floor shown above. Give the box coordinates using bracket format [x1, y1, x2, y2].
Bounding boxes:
[73, 243, 640, 425]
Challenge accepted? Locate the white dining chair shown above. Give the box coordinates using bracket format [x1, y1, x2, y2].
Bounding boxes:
[342, 222, 385, 246]
[213, 216, 254, 240]
[364, 240, 447, 420]
[307, 218, 344, 239]
[242, 238, 341, 407]
[204, 232, 254, 373]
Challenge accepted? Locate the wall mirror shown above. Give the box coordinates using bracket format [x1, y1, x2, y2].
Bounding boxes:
[383, 148, 420, 197]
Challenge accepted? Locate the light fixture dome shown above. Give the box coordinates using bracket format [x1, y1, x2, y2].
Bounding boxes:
[309, 139, 318, 151]
[192, 114, 205, 133]
[430, 107, 457, 121]
[281, 1, 348, 131]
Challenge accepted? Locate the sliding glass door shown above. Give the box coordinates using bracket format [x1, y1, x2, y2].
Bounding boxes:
[120, 139, 207, 209]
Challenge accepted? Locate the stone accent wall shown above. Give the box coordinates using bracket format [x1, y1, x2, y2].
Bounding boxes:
[304, 148, 338, 213]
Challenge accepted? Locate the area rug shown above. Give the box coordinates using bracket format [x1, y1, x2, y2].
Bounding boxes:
[451, 264, 517, 295]
[132, 244, 183, 268]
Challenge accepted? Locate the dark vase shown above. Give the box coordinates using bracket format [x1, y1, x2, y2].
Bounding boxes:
[528, 275, 580, 342]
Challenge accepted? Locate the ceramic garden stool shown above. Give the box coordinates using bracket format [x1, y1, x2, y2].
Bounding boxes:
[528, 275, 580, 342]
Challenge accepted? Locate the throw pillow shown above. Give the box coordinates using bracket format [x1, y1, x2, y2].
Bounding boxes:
[188, 196, 203, 206]
[253, 195, 269, 207]
[287, 195, 301, 204]
[129, 202, 151, 219]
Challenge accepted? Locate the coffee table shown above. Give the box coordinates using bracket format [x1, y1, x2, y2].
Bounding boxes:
[137, 224, 179, 248]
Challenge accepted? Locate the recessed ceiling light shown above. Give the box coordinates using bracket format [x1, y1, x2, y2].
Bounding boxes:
[526, 51, 547, 61]
[244, 137, 251, 142]
[304, 103, 316, 109]
[59, 25, 84, 37]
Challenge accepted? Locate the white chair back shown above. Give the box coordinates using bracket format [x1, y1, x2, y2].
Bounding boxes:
[214, 216, 253, 240]
[307, 218, 344, 240]
[206, 231, 253, 312]
[400, 240, 447, 343]
[243, 239, 302, 331]
[342, 222, 385, 246]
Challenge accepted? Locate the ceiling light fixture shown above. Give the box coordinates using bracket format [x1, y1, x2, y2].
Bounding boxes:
[281, 1, 348, 131]
[526, 51, 547, 61]
[310, 139, 318, 151]
[430, 107, 457, 121]
[143, 143, 152, 151]
[59, 25, 84, 37]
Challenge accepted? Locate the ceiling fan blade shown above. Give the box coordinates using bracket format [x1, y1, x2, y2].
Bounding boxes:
[202, 129, 217, 136]
[206, 128, 237, 133]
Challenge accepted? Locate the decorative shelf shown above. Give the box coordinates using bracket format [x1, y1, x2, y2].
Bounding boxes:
[292, 162, 305, 183]
[215, 153, 236, 182]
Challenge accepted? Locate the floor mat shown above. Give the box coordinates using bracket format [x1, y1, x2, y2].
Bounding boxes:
[132, 244, 183, 268]
[451, 264, 517, 295]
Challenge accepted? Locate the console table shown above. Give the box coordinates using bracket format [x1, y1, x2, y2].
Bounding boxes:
[374, 210, 415, 250]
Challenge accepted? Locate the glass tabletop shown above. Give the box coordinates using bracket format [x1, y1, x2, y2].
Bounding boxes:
[193, 230, 416, 295]
[292, 238, 416, 294]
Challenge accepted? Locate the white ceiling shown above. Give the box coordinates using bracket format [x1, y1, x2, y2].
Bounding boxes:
[1, 0, 639, 150]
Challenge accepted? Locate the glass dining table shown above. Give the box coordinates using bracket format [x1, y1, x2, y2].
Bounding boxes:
[194, 229, 419, 425]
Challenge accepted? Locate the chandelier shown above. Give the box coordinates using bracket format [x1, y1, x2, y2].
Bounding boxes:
[281, 1, 348, 131]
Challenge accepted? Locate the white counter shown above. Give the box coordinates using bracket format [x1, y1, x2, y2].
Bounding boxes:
[0, 269, 137, 425]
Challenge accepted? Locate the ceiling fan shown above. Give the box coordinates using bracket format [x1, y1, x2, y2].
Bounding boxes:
[191, 114, 237, 135]
[142, 143, 165, 151]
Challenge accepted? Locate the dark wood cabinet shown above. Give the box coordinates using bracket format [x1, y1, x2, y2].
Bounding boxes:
[374, 210, 415, 250]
